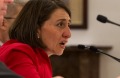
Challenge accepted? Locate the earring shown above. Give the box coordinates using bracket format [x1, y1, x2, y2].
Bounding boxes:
[37, 33, 40, 38]
[38, 36, 40, 38]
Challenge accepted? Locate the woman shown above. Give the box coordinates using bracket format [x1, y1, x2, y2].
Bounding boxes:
[0, 0, 71, 78]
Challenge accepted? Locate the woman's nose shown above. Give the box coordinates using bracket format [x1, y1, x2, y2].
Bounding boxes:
[63, 27, 71, 38]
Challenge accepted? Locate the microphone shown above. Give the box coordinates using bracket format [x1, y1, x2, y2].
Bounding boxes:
[97, 14, 120, 26]
[78, 44, 120, 62]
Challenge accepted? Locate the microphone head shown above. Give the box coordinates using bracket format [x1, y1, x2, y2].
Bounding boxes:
[78, 44, 86, 49]
[97, 15, 108, 23]
[78, 44, 100, 52]
[89, 46, 99, 52]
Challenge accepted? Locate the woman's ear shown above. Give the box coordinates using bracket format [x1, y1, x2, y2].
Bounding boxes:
[37, 33, 40, 38]
[37, 29, 41, 38]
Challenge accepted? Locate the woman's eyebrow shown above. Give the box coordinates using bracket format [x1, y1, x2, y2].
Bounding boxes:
[57, 19, 71, 23]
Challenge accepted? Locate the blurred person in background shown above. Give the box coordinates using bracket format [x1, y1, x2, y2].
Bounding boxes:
[0, 0, 14, 45]
[0, 0, 27, 45]
[0, 0, 22, 78]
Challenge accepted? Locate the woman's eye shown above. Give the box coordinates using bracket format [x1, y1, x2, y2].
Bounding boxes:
[57, 22, 65, 28]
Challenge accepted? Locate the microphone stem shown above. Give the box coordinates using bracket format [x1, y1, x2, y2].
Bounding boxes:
[107, 20, 120, 26]
[97, 50, 120, 62]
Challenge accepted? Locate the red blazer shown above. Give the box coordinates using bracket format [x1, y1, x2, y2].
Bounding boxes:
[0, 39, 52, 78]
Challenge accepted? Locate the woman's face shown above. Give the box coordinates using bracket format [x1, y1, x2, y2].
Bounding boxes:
[38, 8, 71, 56]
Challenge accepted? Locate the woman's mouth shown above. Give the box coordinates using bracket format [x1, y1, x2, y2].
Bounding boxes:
[59, 41, 67, 49]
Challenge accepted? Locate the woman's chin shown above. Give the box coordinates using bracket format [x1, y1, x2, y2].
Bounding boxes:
[55, 51, 64, 56]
